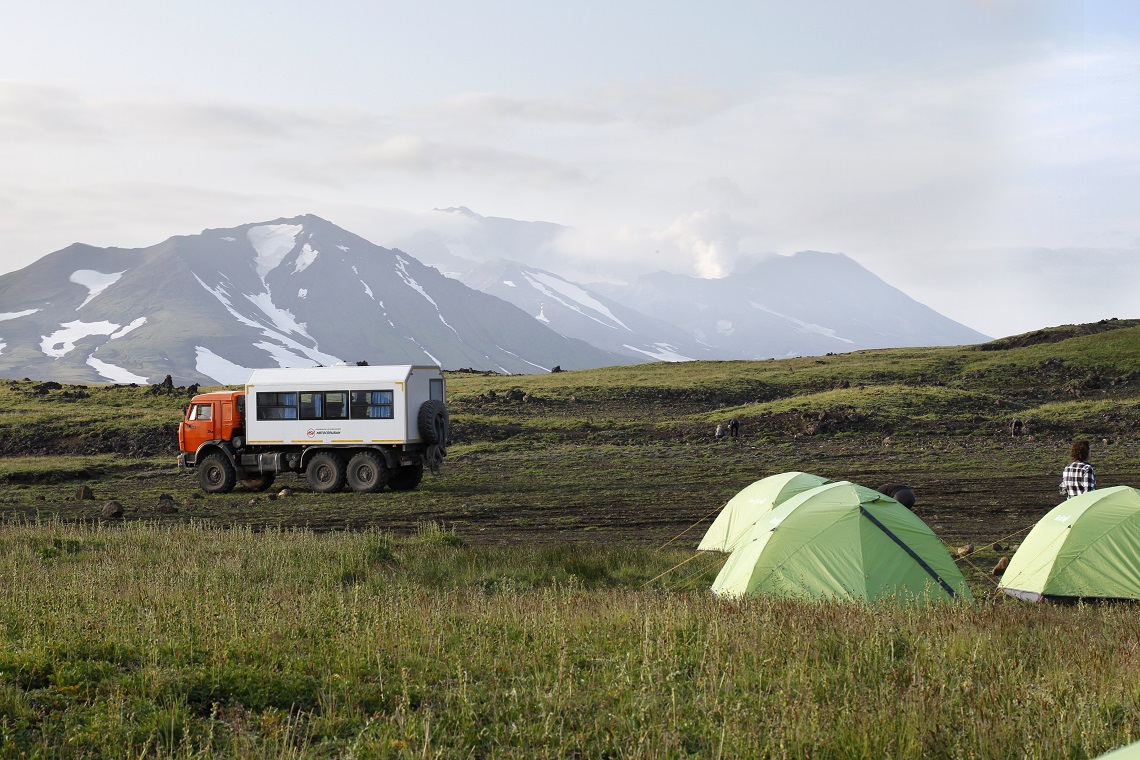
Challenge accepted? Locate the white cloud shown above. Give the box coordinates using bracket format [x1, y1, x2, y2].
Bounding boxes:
[0, 5, 1137, 341]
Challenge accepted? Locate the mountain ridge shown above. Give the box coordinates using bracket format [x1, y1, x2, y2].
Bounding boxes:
[0, 212, 989, 384]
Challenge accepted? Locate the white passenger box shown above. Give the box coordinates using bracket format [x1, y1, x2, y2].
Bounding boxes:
[245, 365, 446, 446]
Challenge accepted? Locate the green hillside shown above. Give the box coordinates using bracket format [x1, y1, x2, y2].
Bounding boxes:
[3, 319, 1139, 457]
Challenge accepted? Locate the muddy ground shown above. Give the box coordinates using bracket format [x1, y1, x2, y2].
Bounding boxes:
[4, 434, 1133, 575]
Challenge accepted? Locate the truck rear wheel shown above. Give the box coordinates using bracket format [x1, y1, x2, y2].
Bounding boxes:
[417, 400, 450, 445]
[347, 451, 387, 493]
[199, 453, 237, 494]
[388, 461, 424, 491]
[240, 473, 276, 492]
[306, 451, 346, 493]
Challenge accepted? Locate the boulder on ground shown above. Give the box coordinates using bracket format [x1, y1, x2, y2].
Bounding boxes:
[956, 544, 974, 558]
[277, 488, 293, 499]
[155, 497, 178, 513]
[75, 484, 94, 500]
[992, 556, 1010, 575]
[101, 501, 123, 518]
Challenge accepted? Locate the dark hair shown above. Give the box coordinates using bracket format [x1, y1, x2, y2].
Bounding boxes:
[1070, 440, 1090, 462]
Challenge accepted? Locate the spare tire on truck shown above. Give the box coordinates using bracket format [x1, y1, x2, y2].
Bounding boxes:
[417, 399, 450, 445]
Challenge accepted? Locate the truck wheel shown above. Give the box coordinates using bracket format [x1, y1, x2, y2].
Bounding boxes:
[346, 451, 387, 493]
[417, 399, 450, 445]
[388, 461, 424, 491]
[199, 453, 237, 494]
[240, 473, 276, 492]
[306, 451, 346, 493]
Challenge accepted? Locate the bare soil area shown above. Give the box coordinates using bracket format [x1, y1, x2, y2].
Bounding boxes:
[5, 434, 1132, 565]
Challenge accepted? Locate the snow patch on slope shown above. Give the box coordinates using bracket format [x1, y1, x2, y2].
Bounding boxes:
[522, 272, 629, 331]
[245, 291, 312, 338]
[71, 269, 125, 309]
[112, 317, 146, 339]
[621, 343, 694, 362]
[395, 256, 438, 308]
[403, 335, 441, 367]
[248, 224, 302, 280]
[87, 355, 149, 384]
[0, 309, 39, 321]
[750, 302, 854, 344]
[254, 341, 319, 368]
[494, 345, 547, 373]
[293, 243, 318, 273]
[193, 274, 341, 367]
[195, 346, 253, 384]
[39, 316, 147, 358]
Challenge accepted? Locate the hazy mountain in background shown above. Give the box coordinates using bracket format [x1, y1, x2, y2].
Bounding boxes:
[589, 251, 990, 358]
[393, 206, 569, 277]
[393, 209, 989, 358]
[456, 259, 715, 362]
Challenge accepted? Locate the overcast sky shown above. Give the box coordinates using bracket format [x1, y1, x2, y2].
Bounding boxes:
[1, 1, 1137, 337]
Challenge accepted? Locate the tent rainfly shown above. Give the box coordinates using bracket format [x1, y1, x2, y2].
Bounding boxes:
[1096, 740, 1140, 759]
[999, 485, 1140, 602]
[711, 480, 972, 604]
[698, 471, 831, 553]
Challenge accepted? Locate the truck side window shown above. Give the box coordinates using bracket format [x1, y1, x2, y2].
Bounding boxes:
[189, 403, 212, 421]
[299, 392, 323, 420]
[257, 392, 298, 420]
[430, 378, 444, 402]
[350, 390, 394, 419]
[325, 392, 348, 419]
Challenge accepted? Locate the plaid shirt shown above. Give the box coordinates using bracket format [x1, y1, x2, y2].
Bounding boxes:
[1059, 461, 1096, 499]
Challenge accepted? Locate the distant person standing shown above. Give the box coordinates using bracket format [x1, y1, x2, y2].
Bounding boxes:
[715, 423, 726, 441]
[729, 418, 740, 437]
[1059, 440, 1096, 500]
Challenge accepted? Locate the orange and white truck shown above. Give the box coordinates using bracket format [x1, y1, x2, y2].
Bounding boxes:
[178, 365, 449, 494]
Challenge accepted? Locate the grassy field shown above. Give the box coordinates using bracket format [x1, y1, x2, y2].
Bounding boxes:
[1, 521, 1138, 758]
[3, 321, 1140, 756]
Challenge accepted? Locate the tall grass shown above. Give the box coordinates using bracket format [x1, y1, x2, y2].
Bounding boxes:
[1, 520, 1136, 757]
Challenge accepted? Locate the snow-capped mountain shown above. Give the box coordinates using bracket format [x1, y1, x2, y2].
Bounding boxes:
[456, 259, 715, 362]
[0, 211, 991, 385]
[0, 215, 624, 384]
[590, 252, 990, 358]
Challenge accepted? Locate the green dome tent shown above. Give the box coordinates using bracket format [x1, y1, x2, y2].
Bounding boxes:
[1098, 740, 1140, 759]
[711, 481, 972, 604]
[698, 471, 831, 552]
[998, 485, 1140, 602]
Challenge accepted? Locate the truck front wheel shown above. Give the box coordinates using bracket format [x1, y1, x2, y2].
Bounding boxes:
[199, 453, 237, 494]
[306, 452, 346, 493]
[347, 451, 387, 493]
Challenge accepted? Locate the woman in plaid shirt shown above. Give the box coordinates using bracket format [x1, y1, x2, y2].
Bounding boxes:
[1059, 440, 1096, 499]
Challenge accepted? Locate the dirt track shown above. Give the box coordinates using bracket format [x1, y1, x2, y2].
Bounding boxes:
[5, 435, 1134, 564]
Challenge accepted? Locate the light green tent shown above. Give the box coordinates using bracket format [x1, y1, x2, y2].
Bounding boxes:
[711, 481, 972, 604]
[998, 485, 1140, 602]
[1098, 740, 1140, 759]
[698, 471, 831, 552]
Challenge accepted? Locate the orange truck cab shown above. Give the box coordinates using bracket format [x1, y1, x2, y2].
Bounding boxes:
[178, 390, 245, 457]
[178, 364, 449, 495]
